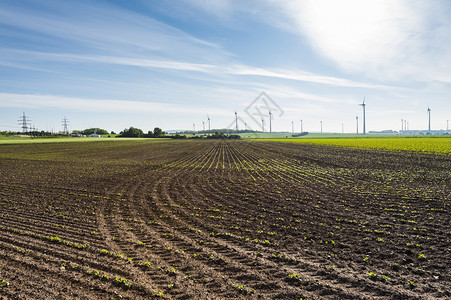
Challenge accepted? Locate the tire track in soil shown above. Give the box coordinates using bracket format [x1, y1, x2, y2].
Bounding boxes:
[96, 166, 228, 298]
[147, 143, 428, 296]
[88, 142, 302, 298]
[169, 174, 395, 299]
[119, 172, 308, 299]
[97, 142, 376, 298]
[0, 250, 148, 299]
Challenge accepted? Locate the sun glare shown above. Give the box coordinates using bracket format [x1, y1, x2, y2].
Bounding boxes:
[293, 0, 419, 72]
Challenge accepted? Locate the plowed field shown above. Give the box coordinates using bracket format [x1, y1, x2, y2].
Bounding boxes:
[0, 140, 450, 299]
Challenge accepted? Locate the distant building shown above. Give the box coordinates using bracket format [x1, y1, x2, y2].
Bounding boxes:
[88, 133, 103, 137]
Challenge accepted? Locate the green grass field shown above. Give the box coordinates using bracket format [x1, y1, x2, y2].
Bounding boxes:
[256, 136, 451, 154]
[3, 134, 450, 154]
[0, 135, 149, 145]
[238, 132, 415, 139]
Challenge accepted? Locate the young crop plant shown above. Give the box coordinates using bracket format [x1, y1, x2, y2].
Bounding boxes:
[166, 267, 178, 276]
[368, 272, 377, 280]
[101, 273, 110, 281]
[286, 273, 303, 285]
[232, 283, 254, 295]
[114, 277, 132, 289]
[0, 279, 9, 286]
[142, 261, 152, 268]
[50, 236, 62, 243]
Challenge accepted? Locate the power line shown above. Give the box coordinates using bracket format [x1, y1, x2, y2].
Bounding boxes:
[18, 112, 30, 133]
[62, 116, 70, 134]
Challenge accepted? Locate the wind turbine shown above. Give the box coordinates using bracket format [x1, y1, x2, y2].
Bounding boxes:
[427, 107, 431, 132]
[202, 121, 205, 131]
[320, 121, 323, 133]
[234, 111, 238, 132]
[359, 97, 366, 135]
[447, 120, 449, 131]
[207, 115, 211, 131]
[269, 111, 272, 133]
[356, 116, 359, 134]
[300, 120, 303, 133]
[291, 121, 294, 134]
[341, 122, 344, 134]
[193, 123, 196, 132]
[261, 118, 264, 132]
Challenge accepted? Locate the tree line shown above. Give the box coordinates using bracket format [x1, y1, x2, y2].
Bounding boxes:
[118, 127, 164, 138]
[1, 127, 241, 140]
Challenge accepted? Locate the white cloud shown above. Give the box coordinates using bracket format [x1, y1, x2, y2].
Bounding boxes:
[280, 1, 422, 75]
[2, 48, 393, 90]
[227, 65, 391, 88]
[262, 0, 451, 83]
[0, 1, 226, 61]
[0, 93, 229, 116]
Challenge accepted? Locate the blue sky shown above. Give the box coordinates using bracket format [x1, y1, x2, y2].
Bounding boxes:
[1, 0, 450, 133]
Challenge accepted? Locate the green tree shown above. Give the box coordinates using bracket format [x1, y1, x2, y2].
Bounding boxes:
[80, 128, 108, 135]
[143, 130, 153, 138]
[120, 127, 143, 137]
[153, 127, 164, 138]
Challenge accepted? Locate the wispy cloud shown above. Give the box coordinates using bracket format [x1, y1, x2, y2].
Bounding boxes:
[2, 48, 393, 91]
[273, 0, 451, 82]
[1, 49, 218, 73]
[0, 1, 226, 61]
[0, 93, 229, 116]
[183, 0, 451, 84]
[226, 65, 391, 88]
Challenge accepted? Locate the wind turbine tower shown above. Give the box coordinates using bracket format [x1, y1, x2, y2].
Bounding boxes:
[427, 107, 431, 132]
[291, 121, 294, 134]
[341, 122, 344, 134]
[356, 116, 358, 134]
[261, 119, 264, 132]
[269, 111, 272, 133]
[202, 121, 205, 131]
[359, 97, 366, 135]
[193, 123, 195, 132]
[207, 115, 211, 131]
[320, 121, 323, 133]
[234, 111, 238, 132]
[447, 120, 449, 131]
[300, 120, 303, 133]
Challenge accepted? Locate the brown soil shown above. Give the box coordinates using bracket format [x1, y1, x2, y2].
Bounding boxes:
[0, 140, 449, 299]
